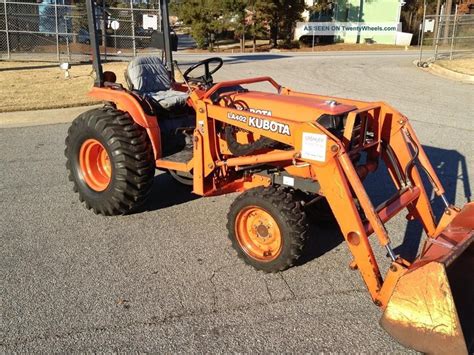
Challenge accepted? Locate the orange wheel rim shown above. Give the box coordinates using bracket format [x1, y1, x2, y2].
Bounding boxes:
[79, 139, 111, 191]
[235, 206, 282, 262]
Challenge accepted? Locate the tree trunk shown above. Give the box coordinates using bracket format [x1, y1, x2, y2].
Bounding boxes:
[408, 11, 413, 33]
[252, 20, 256, 52]
[270, 24, 278, 47]
[433, 0, 442, 40]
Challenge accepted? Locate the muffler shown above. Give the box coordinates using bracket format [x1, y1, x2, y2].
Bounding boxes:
[381, 203, 474, 354]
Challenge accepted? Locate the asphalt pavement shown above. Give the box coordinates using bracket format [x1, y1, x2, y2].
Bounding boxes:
[1, 53, 473, 352]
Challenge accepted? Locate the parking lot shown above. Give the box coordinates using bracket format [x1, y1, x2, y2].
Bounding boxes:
[1, 52, 473, 352]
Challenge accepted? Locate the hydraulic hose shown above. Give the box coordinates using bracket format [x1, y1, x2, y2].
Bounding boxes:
[224, 125, 279, 156]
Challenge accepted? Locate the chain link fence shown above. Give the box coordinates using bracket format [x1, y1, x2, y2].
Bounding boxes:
[418, 6, 474, 64]
[0, 0, 162, 62]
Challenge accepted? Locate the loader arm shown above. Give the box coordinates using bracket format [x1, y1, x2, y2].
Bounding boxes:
[308, 104, 473, 354]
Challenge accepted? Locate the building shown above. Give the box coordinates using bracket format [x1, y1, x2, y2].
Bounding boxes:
[296, 0, 408, 45]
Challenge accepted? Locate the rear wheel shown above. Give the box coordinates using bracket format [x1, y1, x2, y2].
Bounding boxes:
[65, 107, 155, 215]
[227, 186, 308, 272]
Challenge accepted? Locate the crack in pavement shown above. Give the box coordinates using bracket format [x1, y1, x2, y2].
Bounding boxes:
[207, 262, 238, 313]
[0, 287, 367, 349]
[279, 273, 297, 300]
[263, 277, 273, 302]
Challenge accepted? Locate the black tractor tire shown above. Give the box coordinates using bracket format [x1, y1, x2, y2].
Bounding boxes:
[65, 107, 155, 215]
[227, 186, 308, 272]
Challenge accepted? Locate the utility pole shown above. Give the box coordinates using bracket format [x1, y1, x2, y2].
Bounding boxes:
[442, 0, 453, 45]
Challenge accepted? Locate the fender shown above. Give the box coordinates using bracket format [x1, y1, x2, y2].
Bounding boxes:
[89, 87, 161, 158]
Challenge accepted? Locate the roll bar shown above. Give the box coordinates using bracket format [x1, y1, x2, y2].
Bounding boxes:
[86, 0, 174, 87]
[86, 0, 103, 87]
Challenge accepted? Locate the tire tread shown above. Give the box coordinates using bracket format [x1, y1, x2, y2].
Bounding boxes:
[64, 107, 154, 215]
[227, 186, 308, 272]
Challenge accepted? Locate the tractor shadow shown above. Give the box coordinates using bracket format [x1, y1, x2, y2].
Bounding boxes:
[141, 172, 198, 212]
[139, 146, 470, 266]
[297, 219, 344, 266]
[297, 145, 471, 267]
[393, 146, 471, 260]
[365, 145, 471, 262]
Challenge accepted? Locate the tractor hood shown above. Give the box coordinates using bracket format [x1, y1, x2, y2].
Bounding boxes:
[227, 91, 356, 122]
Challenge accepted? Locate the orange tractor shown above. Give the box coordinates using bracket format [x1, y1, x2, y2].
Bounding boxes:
[66, 1, 473, 353]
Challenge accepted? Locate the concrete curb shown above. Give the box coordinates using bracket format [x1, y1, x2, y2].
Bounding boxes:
[430, 62, 474, 83]
[0, 104, 101, 129]
[415, 60, 474, 83]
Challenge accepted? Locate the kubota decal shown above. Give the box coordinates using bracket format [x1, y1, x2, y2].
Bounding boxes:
[227, 111, 291, 136]
[248, 116, 291, 136]
[248, 108, 272, 116]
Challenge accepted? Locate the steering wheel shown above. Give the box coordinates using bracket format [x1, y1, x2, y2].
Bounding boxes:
[183, 57, 223, 87]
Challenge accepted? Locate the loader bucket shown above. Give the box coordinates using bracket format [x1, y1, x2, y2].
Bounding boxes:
[381, 203, 474, 354]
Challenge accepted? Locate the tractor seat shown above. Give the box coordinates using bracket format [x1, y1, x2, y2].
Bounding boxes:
[126, 56, 188, 110]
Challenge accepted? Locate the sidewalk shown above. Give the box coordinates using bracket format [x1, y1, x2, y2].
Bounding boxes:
[0, 105, 100, 129]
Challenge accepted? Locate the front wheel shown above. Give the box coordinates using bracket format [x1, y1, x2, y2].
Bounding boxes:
[65, 107, 155, 215]
[227, 186, 308, 272]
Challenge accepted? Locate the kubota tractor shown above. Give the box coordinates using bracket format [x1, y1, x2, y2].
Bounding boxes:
[65, 1, 473, 353]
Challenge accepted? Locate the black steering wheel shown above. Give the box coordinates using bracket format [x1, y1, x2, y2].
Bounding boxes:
[183, 57, 223, 87]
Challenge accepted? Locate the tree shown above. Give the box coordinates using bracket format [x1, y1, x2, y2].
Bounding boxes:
[221, 0, 247, 51]
[247, 0, 273, 51]
[171, 0, 225, 48]
[171, 0, 306, 49]
[268, 0, 305, 47]
[71, 1, 87, 39]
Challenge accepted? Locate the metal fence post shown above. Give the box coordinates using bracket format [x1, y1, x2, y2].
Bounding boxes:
[65, 15, 71, 61]
[4, 0, 11, 59]
[54, 0, 60, 62]
[449, 5, 458, 60]
[433, 5, 444, 62]
[102, 0, 107, 62]
[418, 3, 426, 65]
[130, 0, 136, 57]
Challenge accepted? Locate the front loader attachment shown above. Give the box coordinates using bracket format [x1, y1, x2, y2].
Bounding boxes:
[381, 203, 474, 354]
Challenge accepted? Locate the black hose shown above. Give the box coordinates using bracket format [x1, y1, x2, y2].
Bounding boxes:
[381, 140, 406, 186]
[403, 130, 438, 191]
[224, 125, 279, 156]
[403, 133, 420, 186]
